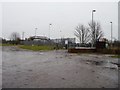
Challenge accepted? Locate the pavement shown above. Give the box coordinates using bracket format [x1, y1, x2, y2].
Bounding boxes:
[2, 46, 119, 88]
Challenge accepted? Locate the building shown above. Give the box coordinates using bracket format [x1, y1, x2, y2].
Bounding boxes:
[52, 38, 76, 48]
[28, 36, 49, 41]
[21, 36, 76, 48]
[52, 38, 75, 44]
[21, 36, 52, 45]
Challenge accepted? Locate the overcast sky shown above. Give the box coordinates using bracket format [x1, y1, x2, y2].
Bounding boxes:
[1, 1, 118, 41]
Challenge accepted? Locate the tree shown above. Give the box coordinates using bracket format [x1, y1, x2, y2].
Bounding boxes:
[74, 24, 91, 44]
[10, 32, 21, 44]
[10, 32, 20, 41]
[28, 36, 34, 41]
[88, 21, 104, 46]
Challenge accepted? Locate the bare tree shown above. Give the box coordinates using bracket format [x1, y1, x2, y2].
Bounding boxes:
[74, 24, 91, 44]
[88, 21, 104, 46]
[10, 32, 20, 41]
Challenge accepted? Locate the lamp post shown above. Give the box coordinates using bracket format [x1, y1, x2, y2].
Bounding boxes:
[22, 32, 24, 40]
[35, 28, 37, 37]
[110, 22, 113, 47]
[60, 30, 62, 44]
[60, 30, 62, 38]
[49, 23, 52, 39]
[92, 10, 96, 47]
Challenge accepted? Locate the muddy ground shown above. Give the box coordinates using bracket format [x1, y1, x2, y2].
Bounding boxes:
[2, 46, 119, 88]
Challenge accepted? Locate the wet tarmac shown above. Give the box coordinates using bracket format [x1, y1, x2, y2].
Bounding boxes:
[2, 46, 119, 88]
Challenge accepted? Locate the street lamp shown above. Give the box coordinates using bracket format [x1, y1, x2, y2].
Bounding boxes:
[110, 22, 113, 47]
[35, 28, 37, 37]
[49, 23, 52, 39]
[22, 32, 24, 40]
[60, 30, 62, 38]
[92, 10, 96, 24]
[92, 9, 96, 47]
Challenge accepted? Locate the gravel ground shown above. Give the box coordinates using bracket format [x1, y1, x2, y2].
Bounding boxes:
[2, 46, 119, 88]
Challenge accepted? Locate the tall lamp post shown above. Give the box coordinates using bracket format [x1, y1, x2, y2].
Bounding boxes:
[22, 32, 24, 40]
[92, 9, 96, 47]
[35, 28, 37, 37]
[60, 30, 62, 38]
[110, 22, 113, 47]
[49, 23, 52, 39]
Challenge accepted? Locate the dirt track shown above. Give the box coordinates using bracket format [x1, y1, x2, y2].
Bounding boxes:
[2, 46, 119, 88]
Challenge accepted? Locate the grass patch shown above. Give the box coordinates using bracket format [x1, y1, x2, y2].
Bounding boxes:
[19, 45, 55, 51]
[0, 43, 16, 46]
[110, 55, 120, 58]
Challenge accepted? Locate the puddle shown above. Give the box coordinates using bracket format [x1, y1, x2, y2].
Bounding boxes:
[28, 69, 33, 72]
[38, 53, 44, 55]
[85, 60, 104, 65]
[111, 62, 120, 67]
[82, 59, 118, 70]
[92, 61, 104, 65]
[104, 62, 118, 70]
